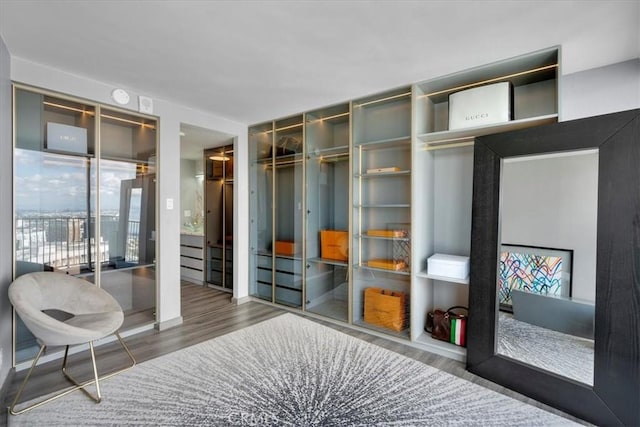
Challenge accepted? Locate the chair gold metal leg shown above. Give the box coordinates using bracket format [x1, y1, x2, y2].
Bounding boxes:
[88, 341, 102, 402]
[9, 332, 136, 416]
[62, 341, 101, 403]
[9, 344, 46, 415]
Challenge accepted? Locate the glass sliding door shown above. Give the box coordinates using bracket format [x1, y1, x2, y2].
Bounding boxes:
[13, 88, 97, 362]
[205, 143, 233, 291]
[273, 116, 304, 308]
[13, 87, 158, 364]
[249, 122, 273, 301]
[304, 104, 350, 322]
[98, 108, 157, 328]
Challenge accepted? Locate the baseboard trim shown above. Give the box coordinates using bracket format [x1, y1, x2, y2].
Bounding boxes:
[155, 316, 184, 331]
[0, 367, 16, 415]
[231, 296, 251, 305]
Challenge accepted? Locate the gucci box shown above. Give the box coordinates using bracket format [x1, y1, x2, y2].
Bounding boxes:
[427, 254, 469, 279]
[448, 81, 514, 130]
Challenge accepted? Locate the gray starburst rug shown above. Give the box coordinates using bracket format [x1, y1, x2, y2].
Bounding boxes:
[9, 313, 578, 426]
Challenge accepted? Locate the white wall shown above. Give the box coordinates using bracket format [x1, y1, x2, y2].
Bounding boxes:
[561, 58, 640, 121]
[0, 36, 13, 388]
[9, 57, 250, 329]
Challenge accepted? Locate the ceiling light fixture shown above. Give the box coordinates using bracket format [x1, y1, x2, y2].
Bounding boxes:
[111, 88, 130, 105]
[209, 155, 231, 161]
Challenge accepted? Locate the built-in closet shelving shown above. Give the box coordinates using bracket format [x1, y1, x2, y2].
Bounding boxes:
[304, 104, 351, 322]
[415, 48, 559, 149]
[205, 144, 233, 291]
[248, 47, 560, 360]
[249, 122, 274, 303]
[351, 87, 412, 338]
[248, 117, 305, 308]
[411, 47, 559, 359]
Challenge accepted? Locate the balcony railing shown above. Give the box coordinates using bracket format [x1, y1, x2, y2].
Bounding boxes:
[15, 215, 142, 273]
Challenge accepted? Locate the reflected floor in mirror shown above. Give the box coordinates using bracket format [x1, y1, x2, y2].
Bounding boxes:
[498, 312, 594, 385]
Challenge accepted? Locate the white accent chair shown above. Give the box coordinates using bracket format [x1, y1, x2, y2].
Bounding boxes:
[8, 272, 136, 415]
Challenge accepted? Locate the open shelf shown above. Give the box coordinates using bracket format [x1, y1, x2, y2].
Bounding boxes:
[309, 144, 349, 155]
[356, 264, 411, 276]
[419, 114, 558, 148]
[357, 170, 411, 178]
[253, 250, 303, 262]
[355, 135, 411, 150]
[416, 271, 469, 285]
[353, 319, 410, 340]
[357, 204, 411, 208]
[307, 257, 348, 267]
[356, 234, 410, 242]
[414, 331, 466, 359]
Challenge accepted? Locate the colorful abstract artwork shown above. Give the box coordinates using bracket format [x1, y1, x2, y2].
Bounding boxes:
[499, 245, 572, 310]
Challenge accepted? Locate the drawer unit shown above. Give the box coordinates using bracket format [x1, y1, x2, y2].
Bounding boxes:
[180, 234, 204, 284]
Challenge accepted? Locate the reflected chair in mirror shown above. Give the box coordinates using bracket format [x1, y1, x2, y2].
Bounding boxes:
[8, 272, 136, 415]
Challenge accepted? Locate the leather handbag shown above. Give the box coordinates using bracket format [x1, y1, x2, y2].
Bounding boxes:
[425, 306, 468, 347]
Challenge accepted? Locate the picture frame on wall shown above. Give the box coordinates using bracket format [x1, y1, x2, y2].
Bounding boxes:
[498, 244, 573, 312]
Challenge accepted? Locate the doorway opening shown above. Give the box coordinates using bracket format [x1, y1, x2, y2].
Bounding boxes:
[180, 123, 236, 294]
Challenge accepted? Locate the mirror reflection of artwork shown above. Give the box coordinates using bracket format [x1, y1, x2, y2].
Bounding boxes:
[499, 244, 572, 310]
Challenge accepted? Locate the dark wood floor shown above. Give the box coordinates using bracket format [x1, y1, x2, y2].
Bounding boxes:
[3, 282, 586, 425]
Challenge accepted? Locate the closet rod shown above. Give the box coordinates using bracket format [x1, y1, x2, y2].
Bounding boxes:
[424, 140, 475, 151]
[420, 64, 558, 99]
[355, 91, 411, 108]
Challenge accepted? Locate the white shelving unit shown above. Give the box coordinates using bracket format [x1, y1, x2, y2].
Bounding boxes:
[248, 47, 560, 361]
[352, 87, 412, 337]
[420, 114, 559, 149]
[416, 271, 470, 285]
[411, 46, 559, 359]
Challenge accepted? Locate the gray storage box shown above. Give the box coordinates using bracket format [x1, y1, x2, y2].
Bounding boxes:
[46, 122, 87, 154]
[448, 82, 513, 130]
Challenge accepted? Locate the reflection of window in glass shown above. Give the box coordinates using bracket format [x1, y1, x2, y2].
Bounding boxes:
[99, 159, 138, 269]
[127, 188, 142, 263]
[14, 149, 95, 275]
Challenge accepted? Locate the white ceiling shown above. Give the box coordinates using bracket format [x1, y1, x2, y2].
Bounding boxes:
[1, 0, 638, 128]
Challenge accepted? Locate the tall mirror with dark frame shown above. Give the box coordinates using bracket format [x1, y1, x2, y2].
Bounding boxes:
[467, 109, 640, 426]
[498, 150, 597, 386]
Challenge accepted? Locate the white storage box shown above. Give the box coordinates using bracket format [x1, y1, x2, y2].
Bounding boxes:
[448, 81, 513, 130]
[427, 254, 470, 279]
